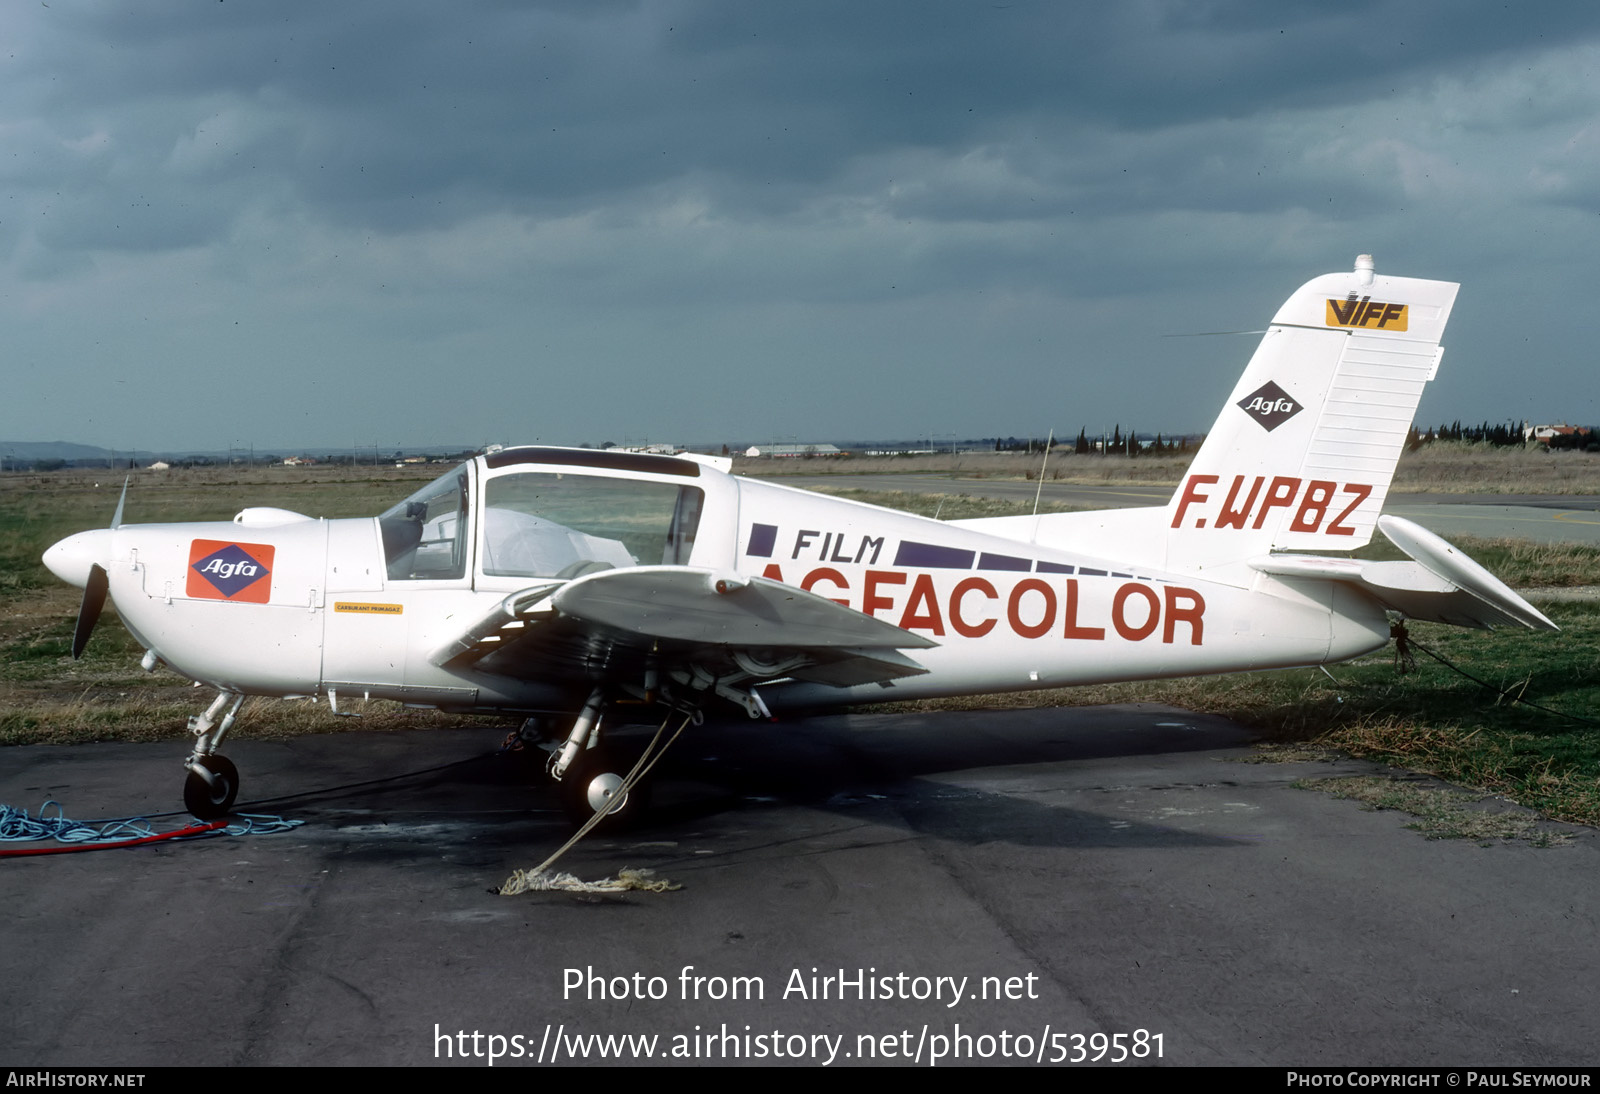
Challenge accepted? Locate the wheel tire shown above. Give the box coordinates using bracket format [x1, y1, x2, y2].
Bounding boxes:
[559, 748, 650, 831]
[184, 755, 240, 819]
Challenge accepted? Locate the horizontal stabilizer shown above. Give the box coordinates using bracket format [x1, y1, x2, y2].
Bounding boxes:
[1375, 515, 1557, 630]
[1248, 516, 1557, 631]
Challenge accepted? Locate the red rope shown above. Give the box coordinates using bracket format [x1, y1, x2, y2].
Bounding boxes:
[0, 820, 229, 857]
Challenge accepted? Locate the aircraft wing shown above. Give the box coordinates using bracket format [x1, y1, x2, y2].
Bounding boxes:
[1249, 515, 1558, 631]
[431, 566, 936, 693]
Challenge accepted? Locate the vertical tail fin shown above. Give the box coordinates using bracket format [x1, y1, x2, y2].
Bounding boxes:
[1164, 256, 1458, 578]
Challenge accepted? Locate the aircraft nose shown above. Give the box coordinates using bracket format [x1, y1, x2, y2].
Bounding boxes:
[43, 529, 113, 589]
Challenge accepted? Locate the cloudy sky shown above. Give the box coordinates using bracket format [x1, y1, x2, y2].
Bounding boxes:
[5, 1, 1600, 454]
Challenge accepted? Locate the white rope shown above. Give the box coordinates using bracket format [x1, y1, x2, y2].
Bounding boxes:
[499, 708, 693, 896]
[499, 866, 679, 895]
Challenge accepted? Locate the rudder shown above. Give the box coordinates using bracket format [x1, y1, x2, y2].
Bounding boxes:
[1164, 255, 1458, 579]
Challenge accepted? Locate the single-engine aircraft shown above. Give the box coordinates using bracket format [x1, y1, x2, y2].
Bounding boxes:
[44, 256, 1555, 827]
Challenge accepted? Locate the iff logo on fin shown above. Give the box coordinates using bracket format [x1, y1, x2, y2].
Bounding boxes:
[1325, 295, 1408, 331]
[187, 540, 275, 603]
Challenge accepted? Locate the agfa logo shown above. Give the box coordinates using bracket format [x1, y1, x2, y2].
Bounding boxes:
[1235, 381, 1302, 432]
[187, 540, 275, 603]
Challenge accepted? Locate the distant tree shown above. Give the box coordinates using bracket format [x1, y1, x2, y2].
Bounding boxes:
[1075, 428, 1090, 455]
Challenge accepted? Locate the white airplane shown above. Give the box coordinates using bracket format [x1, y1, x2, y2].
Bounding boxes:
[43, 256, 1554, 827]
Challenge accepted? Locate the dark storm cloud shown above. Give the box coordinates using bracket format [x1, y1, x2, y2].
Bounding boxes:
[6, 1, 1600, 449]
[17, 0, 1600, 250]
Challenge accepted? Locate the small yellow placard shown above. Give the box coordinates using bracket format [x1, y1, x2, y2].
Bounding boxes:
[334, 602, 404, 615]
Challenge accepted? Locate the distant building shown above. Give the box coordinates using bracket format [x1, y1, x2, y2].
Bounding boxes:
[615, 444, 683, 456]
[1527, 423, 1579, 444]
[744, 444, 842, 458]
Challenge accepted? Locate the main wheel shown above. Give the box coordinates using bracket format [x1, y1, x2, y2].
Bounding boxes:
[559, 748, 650, 831]
[184, 755, 240, 819]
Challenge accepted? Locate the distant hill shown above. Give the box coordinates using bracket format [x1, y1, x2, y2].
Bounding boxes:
[0, 441, 489, 467]
[0, 441, 125, 464]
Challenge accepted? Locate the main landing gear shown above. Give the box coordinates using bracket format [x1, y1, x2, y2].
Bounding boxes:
[540, 685, 700, 831]
[542, 687, 642, 830]
[183, 690, 244, 819]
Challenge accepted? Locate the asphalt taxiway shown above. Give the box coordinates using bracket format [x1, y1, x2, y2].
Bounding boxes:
[4, 706, 1595, 1067]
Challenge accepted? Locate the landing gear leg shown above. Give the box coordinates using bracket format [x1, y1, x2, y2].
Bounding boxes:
[549, 686, 606, 783]
[545, 686, 660, 830]
[183, 690, 244, 819]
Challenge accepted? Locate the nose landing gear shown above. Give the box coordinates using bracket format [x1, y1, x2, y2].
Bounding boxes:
[183, 690, 244, 819]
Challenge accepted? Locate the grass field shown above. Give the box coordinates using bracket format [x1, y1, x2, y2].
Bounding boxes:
[737, 440, 1600, 494]
[4, 456, 1598, 831]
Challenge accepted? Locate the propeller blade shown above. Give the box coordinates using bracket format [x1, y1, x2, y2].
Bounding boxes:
[111, 475, 129, 529]
[71, 563, 108, 660]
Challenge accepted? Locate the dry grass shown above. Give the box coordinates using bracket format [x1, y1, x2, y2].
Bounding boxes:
[1294, 773, 1570, 846]
[0, 682, 490, 746]
[1393, 442, 1600, 494]
[735, 450, 1195, 484]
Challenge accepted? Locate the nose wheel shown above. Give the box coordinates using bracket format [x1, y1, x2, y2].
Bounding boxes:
[184, 755, 240, 819]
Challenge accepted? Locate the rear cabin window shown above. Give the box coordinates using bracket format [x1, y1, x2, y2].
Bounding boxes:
[481, 473, 703, 579]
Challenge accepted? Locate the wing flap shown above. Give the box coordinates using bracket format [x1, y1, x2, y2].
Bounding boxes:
[782, 647, 929, 687]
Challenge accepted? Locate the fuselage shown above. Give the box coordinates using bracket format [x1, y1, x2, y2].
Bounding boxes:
[44, 447, 1392, 716]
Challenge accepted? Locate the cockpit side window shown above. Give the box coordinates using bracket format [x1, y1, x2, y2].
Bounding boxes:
[481, 473, 703, 579]
[379, 468, 470, 580]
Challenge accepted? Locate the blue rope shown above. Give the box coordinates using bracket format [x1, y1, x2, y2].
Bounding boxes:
[0, 800, 302, 846]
